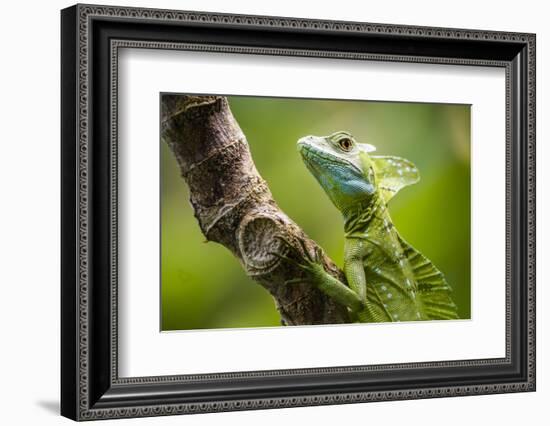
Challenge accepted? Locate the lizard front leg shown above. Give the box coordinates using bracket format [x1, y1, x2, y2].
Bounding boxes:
[272, 236, 364, 313]
[343, 238, 370, 322]
[343, 238, 368, 304]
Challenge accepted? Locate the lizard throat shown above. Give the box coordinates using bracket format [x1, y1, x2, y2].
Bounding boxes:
[343, 192, 384, 237]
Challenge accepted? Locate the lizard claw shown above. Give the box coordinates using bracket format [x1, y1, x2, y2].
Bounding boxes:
[283, 278, 306, 286]
[313, 246, 324, 263]
[271, 234, 326, 277]
[269, 239, 311, 273]
[268, 250, 301, 268]
[272, 235, 304, 259]
[273, 234, 319, 263]
[296, 237, 315, 262]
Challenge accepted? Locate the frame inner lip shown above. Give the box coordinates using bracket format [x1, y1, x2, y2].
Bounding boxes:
[107, 39, 515, 382]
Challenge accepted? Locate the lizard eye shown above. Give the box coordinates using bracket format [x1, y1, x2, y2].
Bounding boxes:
[338, 138, 353, 151]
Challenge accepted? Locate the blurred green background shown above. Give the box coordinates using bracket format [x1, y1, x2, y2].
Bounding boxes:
[161, 96, 471, 331]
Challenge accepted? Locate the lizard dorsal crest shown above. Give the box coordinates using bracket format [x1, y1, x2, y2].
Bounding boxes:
[368, 155, 420, 203]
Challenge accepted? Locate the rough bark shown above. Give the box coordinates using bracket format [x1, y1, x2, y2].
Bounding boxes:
[161, 95, 350, 325]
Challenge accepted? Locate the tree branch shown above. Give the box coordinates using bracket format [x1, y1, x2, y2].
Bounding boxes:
[161, 95, 350, 325]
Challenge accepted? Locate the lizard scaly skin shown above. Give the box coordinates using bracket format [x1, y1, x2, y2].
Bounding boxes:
[281, 131, 458, 322]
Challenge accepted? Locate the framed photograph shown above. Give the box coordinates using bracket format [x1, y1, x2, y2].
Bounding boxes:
[61, 4, 536, 421]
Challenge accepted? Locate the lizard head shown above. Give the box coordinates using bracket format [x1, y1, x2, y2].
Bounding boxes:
[297, 131, 378, 212]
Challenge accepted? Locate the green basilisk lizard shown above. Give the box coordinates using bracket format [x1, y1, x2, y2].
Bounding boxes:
[275, 131, 458, 322]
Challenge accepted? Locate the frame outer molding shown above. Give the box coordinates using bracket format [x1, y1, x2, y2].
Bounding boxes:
[61, 3, 536, 421]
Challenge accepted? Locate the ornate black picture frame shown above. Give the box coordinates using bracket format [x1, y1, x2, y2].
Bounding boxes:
[61, 4, 536, 421]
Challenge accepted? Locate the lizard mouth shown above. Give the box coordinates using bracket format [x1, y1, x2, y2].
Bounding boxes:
[298, 141, 362, 176]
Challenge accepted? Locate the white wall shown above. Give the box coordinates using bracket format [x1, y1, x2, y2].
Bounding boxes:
[0, 0, 546, 424]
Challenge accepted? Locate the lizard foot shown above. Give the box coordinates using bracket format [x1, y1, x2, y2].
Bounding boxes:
[269, 235, 326, 285]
